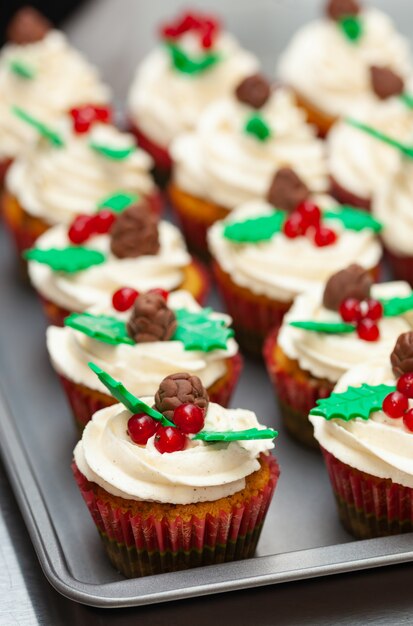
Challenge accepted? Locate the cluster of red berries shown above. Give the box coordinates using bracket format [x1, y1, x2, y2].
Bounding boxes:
[339, 297, 383, 342]
[69, 104, 112, 134]
[282, 201, 337, 247]
[382, 373, 413, 432]
[160, 11, 220, 49]
[68, 210, 116, 244]
[127, 403, 205, 453]
[111, 287, 169, 311]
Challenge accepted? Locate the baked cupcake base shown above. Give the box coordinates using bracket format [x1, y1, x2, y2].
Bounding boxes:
[59, 352, 243, 432]
[72, 452, 279, 578]
[130, 122, 172, 186]
[321, 447, 413, 539]
[290, 90, 337, 138]
[385, 248, 413, 287]
[329, 175, 371, 212]
[0, 157, 12, 191]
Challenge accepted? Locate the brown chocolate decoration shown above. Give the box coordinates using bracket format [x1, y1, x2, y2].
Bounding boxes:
[127, 292, 177, 343]
[110, 203, 160, 259]
[323, 264, 372, 311]
[391, 332, 413, 378]
[370, 66, 405, 100]
[235, 74, 271, 109]
[154, 373, 209, 421]
[267, 167, 309, 213]
[326, 0, 360, 21]
[7, 6, 52, 44]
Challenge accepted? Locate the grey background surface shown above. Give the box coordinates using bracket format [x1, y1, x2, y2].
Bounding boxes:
[1, 0, 413, 624]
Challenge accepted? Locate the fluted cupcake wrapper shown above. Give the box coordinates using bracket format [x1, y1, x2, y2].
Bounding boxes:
[385, 248, 413, 288]
[129, 122, 172, 183]
[321, 447, 413, 539]
[0, 157, 12, 190]
[72, 453, 279, 578]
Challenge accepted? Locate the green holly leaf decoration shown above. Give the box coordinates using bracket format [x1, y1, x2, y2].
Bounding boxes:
[223, 212, 286, 243]
[244, 114, 272, 141]
[12, 106, 64, 147]
[346, 117, 413, 159]
[380, 293, 413, 317]
[64, 313, 134, 345]
[339, 15, 363, 42]
[173, 308, 234, 351]
[88, 362, 173, 426]
[9, 59, 36, 79]
[166, 42, 220, 74]
[324, 206, 382, 233]
[194, 427, 278, 442]
[399, 92, 413, 110]
[90, 142, 136, 160]
[289, 321, 355, 334]
[97, 191, 139, 213]
[310, 383, 395, 421]
[23, 247, 106, 273]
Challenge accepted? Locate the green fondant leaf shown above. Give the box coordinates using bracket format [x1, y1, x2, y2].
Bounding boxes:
[193, 428, 278, 442]
[223, 212, 286, 243]
[12, 106, 64, 147]
[173, 308, 234, 351]
[399, 92, 413, 110]
[323, 206, 382, 233]
[97, 191, 139, 213]
[88, 362, 173, 426]
[289, 321, 355, 334]
[339, 15, 363, 42]
[310, 383, 395, 421]
[23, 246, 106, 273]
[90, 142, 136, 160]
[166, 42, 220, 74]
[346, 117, 413, 159]
[9, 59, 36, 79]
[244, 114, 271, 141]
[380, 293, 413, 317]
[64, 313, 134, 345]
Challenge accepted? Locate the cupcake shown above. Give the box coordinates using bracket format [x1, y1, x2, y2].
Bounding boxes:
[25, 202, 209, 326]
[127, 9, 258, 181]
[310, 330, 413, 538]
[208, 192, 383, 356]
[47, 289, 242, 431]
[277, 0, 412, 136]
[73, 365, 279, 577]
[265, 265, 413, 447]
[169, 80, 328, 257]
[3, 112, 160, 259]
[0, 6, 110, 187]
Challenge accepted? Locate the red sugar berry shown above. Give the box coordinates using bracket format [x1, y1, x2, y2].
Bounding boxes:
[148, 288, 169, 301]
[397, 372, 413, 399]
[403, 409, 413, 432]
[382, 391, 408, 419]
[314, 226, 337, 247]
[172, 403, 205, 434]
[70, 105, 96, 134]
[357, 318, 380, 342]
[68, 214, 94, 244]
[93, 105, 112, 124]
[283, 212, 306, 238]
[154, 426, 187, 454]
[112, 287, 139, 311]
[365, 298, 383, 321]
[339, 297, 362, 323]
[94, 210, 116, 234]
[296, 201, 321, 227]
[128, 413, 158, 445]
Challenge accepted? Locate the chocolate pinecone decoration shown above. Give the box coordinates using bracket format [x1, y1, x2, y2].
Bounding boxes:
[370, 66, 405, 100]
[127, 292, 176, 343]
[235, 74, 271, 109]
[391, 332, 413, 378]
[326, 0, 360, 21]
[267, 167, 309, 213]
[7, 6, 51, 44]
[323, 264, 372, 311]
[110, 203, 160, 259]
[155, 373, 209, 421]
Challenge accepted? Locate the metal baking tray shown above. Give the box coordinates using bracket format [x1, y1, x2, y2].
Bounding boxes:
[1, 225, 413, 609]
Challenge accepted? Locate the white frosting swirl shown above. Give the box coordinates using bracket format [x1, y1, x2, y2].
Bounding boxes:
[28, 221, 191, 311]
[310, 362, 413, 488]
[6, 121, 155, 225]
[277, 8, 412, 119]
[208, 199, 382, 302]
[0, 30, 110, 159]
[278, 281, 413, 382]
[171, 88, 328, 209]
[128, 31, 258, 147]
[74, 400, 274, 504]
[47, 290, 238, 395]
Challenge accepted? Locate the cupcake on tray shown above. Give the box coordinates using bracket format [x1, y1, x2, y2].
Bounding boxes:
[73, 364, 279, 577]
[3, 108, 160, 258]
[25, 201, 209, 326]
[0, 6, 110, 187]
[169, 76, 328, 257]
[207, 175, 383, 356]
[277, 0, 412, 136]
[310, 330, 413, 538]
[265, 265, 413, 447]
[47, 289, 242, 431]
[127, 9, 258, 181]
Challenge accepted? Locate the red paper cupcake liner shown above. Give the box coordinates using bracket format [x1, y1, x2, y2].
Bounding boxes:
[329, 175, 371, 212]
[72, 453, 279, 578]
[321, 447, 413, 538]
[171, 198, 212, 260]
[0, 157, 12, 190]
[385, 247, 413, 287]
[129, 122, 172, 184]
